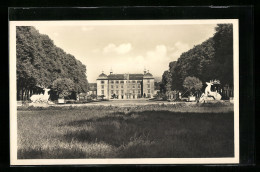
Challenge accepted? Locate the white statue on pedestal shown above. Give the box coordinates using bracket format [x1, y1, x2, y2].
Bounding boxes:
[199, 80, 222, 103]
[30, 85, 50, 104]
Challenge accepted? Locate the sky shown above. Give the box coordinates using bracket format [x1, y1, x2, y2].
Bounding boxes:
[33, 23, 217, 82]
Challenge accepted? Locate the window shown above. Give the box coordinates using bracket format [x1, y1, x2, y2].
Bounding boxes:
[116, 80, 119, 84]
[148, 89, 150, 93]
[111, 90, 114, 94]
[101, 90, 104, 94]
[133, 85, 135, 88]
[121, 90, 124, 94]
[116, 85, 118, 89]
[132, 81, 136, 83]
[101, 85, 104, 89]
[147, 80, 150, 83]
[147, 84, 150, 88]
[111, 85, 114, 89]
[137, 80, 141, 83]
[101, 81, 104, 84]
[138, 85, 141, 88]
[121, 85, 124, 89]
[120, 81, 124, 83]
[116, 90, 119, 94]
[133, 90, 135, 94]
[110, 80, 114, 84]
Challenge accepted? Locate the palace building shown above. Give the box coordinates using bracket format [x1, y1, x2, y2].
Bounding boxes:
[97, 70, 154, 99]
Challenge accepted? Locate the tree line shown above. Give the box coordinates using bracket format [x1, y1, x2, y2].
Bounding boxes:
[160, 24, 233, 97]
[16, 26, 89, 100]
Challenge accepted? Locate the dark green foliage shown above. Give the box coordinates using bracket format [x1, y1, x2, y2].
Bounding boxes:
[16, 26, 88, 100]
[154, 81, 161, 90]
[52, 78, 75, 99]
[160, 70, 172, 93]
[183, 76, 203, 92]
[161, 24, 233, 91]
[210, 24, 233, 86]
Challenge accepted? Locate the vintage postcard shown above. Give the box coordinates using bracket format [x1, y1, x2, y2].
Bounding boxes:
[9, 19, 239, 165]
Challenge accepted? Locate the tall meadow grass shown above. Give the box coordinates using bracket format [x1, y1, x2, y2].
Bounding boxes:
[17, 104, 234, 159]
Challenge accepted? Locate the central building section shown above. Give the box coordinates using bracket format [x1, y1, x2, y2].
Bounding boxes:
[97, 70, 154, 99]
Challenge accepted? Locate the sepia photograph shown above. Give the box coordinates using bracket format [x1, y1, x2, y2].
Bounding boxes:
[9, 20, 239, 165]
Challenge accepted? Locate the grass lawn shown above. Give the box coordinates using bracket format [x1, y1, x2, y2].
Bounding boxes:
[17, 104, 234, 159]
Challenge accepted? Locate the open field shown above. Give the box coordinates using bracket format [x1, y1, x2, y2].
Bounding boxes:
[17, 103, 234, 159]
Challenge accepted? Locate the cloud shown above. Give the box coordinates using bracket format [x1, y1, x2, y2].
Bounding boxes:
[103, 43, 132, 54]
[125, 43, 189, 75]
[117, 43, 133, 54]
[146, 45, 167, 60]
[81, 26, 94, 32]
[103, 44, 116, 53]
[125, 44, 169, 66]
[99, 43, 190, 78]
[169, 42, 190, 61]
[119, 45, 170, 75]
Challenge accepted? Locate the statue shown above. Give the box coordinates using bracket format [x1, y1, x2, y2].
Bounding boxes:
[30, 85, 51, 106]
[199, 80, 222, 103]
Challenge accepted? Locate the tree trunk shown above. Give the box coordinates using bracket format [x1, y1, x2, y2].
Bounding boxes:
[17, 88, 20, 100]
[25, 89, 27, 100]
[23, 89, 27, 101]
[24, 89, 27, 101]
[26, 89, 29, 100]
[21, 88, 24, 101]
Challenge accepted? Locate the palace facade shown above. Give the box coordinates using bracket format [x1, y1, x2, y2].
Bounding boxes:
[97, 70, 154, 99]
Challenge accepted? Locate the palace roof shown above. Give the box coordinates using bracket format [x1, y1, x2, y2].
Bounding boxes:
[107, 74, 125, 80]
[97, 73, 108, 80]
[98, 72, 154, 80]
[143, 72, 154, 78]
[129, 74, 144, 80]
[107, 74, 148, 80]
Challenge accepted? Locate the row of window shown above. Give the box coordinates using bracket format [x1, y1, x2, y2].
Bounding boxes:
[101, 85, 142, 89]
[101, 85, 151, 89]
[101, 81, 142, 84]
[110, 90, 142, 94]
[110, 80, 142, 84]
[101, 89, 151, 95]
[101, 80, 150, 84]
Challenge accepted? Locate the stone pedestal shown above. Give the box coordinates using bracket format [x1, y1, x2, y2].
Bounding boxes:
[58, 99, 65, 104]
[188, 96, 196, 102]
[199, 97, 215, 103]
[229, 97, 234, 103]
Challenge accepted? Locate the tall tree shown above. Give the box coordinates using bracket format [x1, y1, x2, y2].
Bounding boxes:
[160, 70, 172, 93]
[16, 26, 89, 100]
[52, 78, 75, 99]
[183, 76, 203, 94]
[211, 24, 233, 86]
[161, 24, 233, 92]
